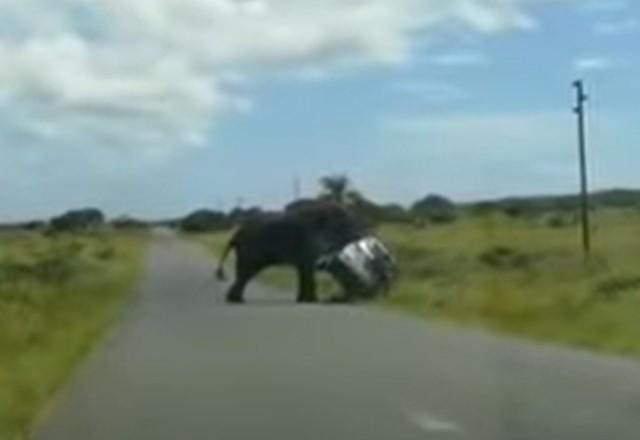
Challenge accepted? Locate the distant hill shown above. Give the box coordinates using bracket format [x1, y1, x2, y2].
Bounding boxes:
[466, 189, 640, 217]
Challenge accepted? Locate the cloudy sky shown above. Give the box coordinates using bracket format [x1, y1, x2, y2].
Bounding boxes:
[0, 0, 638, 220]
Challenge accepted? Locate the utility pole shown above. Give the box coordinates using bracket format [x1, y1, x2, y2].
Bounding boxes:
[573, 79, 591, 257]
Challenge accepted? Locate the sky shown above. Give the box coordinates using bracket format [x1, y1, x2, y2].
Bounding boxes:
[0, 0, 638, 221]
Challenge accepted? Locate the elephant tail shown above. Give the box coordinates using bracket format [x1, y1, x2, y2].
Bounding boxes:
[216, 235, 237, 281]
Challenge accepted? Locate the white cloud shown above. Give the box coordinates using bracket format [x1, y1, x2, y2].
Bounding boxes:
[427, 51, 492, 66]
[0, 0, 550, 158]
[594, 18, 640, 35]
[573, 57, 616, 71]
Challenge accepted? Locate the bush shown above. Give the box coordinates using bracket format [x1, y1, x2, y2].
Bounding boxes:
[594, 276, 640, 300]
[22, 221, 46, 231]
[181, 209, 231, 233]
[541, 213, 578, 229]
[411, 194, 458, 224]
[95, 246, 116, 260]
[478, 246, 531, 270]
[49, 208, 105, 232]
[111, 216, 148, 230]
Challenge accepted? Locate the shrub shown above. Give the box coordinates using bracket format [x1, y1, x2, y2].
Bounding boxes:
[111, 216, 148, 230]
[411, 194, 458, 224]
[594, 276, 640, 300]
[478, 246, 531, 270]
[181, 209, 231, 233]
[95, 247, 116, 260]
[49, 208, 105, 232]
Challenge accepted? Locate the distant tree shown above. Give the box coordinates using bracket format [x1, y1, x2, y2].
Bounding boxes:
[469, 201, 499, 216]
[348, 192, 379, 227]
[111, 216, 148, 230]
[319, 174, 351, 204]
[22, 220, 46, 231]
[377, 203, 412, 223]
[181, 209, 230, 233]
[318, 176, 413, 225]
[228, 207, 264, 225]
[411, 194, 457, 224]
[150, 219, 181, 229]
[502, 201, 527, 218]
[285, 198, 320, 213]
[49, 208, 105, 232]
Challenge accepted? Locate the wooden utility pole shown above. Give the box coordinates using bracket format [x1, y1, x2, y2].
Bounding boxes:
[573, 80, 591, 257]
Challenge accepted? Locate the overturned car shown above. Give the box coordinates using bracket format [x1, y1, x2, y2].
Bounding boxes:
[318, 236, 398, 301]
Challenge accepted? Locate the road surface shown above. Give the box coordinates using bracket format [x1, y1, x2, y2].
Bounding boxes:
[35, 235, 640, 439]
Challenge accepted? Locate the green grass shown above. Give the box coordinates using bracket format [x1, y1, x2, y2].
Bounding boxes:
[197, 209, 640, 357]
[0, 231, 147, 439]
[380, 210, 640, 356]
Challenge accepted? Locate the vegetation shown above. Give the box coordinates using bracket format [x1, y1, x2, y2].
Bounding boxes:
[319, 174, 352, 204]
[381, 209, 640, 357]
[180, 209, 231, 233]
[0, 231, 147, 439]
[412, 194, 458, 224]
[465, 189, 640, 219]
[49, 208, 105, 233]
[110, 216, 149, 230]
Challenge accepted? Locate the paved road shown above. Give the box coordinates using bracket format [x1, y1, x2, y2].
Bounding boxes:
[36, 235, 640, 439]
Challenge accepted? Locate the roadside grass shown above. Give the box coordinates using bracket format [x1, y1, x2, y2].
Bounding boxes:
[197, 209, 640, 356]
[0, 231, 147, 440]
[380, 209, 640, 357]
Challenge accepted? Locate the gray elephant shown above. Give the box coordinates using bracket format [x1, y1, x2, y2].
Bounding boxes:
[216, 202, 367, 303]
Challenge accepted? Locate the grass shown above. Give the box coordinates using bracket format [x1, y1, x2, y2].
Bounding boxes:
[380, 209, 640, 357]
[0, 230, 147, 440]
[197, 209, 640, 357]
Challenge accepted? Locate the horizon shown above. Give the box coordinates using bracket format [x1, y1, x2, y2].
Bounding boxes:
[6, 185, 640, 224]
[0, 1, 638, 222]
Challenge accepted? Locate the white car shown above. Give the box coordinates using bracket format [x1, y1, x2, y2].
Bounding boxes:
[318, 236, 397, 300]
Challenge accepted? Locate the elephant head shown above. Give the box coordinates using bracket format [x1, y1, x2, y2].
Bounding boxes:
[290, 201, 368, 257]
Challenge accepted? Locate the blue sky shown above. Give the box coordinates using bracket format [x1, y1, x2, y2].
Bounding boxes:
[0, 0, 638, 221]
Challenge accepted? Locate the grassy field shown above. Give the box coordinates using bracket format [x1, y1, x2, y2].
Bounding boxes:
[383, 209, 640, 356]
[0, 231, 147, 440]
[198, 209, 640, 356]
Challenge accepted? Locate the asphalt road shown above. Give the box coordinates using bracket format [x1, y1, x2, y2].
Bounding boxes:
[35, 234, 640, 439]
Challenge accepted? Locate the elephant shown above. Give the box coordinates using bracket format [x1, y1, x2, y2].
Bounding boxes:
[215, 202, 367, 304]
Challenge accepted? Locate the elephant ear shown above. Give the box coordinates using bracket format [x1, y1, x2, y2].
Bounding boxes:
[318, 207, 367, 252]
[292, 202, 366, 251]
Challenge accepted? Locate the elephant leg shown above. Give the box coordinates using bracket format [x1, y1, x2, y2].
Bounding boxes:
[226, 259, 260, 304]
[296, 263, 317, 303]
[226, 278, 248, 304]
